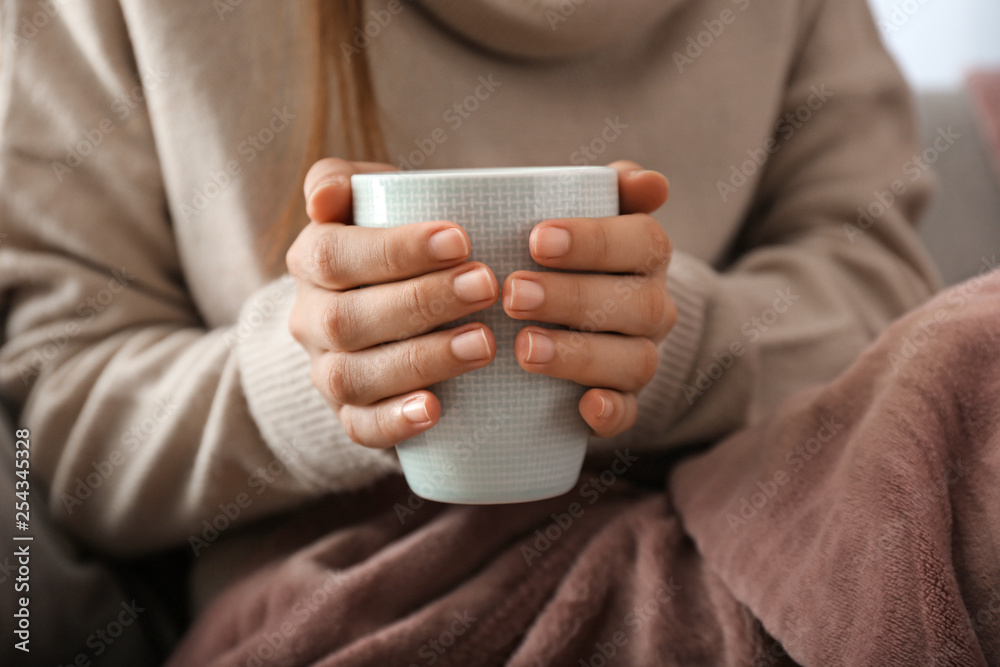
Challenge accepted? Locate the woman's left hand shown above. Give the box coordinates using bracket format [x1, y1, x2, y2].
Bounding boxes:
[502, 160, 675, 438]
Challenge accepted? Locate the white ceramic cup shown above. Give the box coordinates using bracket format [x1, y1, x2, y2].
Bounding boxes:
[352, 166, 619, 503]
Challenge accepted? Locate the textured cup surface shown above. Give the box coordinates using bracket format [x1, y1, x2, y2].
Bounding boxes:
[352, 166, 619, 503]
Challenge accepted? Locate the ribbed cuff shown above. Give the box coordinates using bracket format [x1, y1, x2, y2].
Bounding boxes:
[588, 251, 712, 452]
[235, 275, 401, 494]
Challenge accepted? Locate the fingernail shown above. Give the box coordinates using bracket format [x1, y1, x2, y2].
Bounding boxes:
[428, 228, 469, 261]
[454, 267, 495, 303]
[508, 278, 545, 311]
[451, 328, 491, 362]
[597, 395, 613, 420]
[308, 174, 347, 201]
[524, 329, 555, 364]
[402, 395, 431, 424]
[532, 226, 571, 259]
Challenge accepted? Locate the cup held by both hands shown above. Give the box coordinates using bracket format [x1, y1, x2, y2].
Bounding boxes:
[286, 160, 673, 503]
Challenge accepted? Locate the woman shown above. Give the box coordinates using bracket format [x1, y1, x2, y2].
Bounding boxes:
[0, 0, 941, 663]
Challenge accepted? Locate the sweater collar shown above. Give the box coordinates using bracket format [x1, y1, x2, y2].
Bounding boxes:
[414, 0, 688, 59]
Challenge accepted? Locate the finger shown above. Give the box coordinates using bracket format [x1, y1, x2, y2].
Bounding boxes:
[294, 262, 498, 353]
[304, 158, 397, 223]
[286, 219, 472, 290]
[607, 160, 669, 215]
[514, 327, 658, 392]
[502, 271, 675, 339]
[313, 323, 496, 407]
[337, 390, 441, 449]
[579, 388, 639, 438]
[528, 213, 671, 274]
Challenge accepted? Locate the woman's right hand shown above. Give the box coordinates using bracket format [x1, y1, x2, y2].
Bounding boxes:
[286, 159, 499, 448]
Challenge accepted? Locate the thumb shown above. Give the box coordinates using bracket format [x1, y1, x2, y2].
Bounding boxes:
[304, 158, 397, 223]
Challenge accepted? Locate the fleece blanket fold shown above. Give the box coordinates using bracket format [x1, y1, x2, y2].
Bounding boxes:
[169, 268, 1000, 666]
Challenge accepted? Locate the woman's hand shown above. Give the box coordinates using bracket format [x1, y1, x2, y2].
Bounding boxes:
[286, 159, 499, 448]
[502, 161, 675, 438]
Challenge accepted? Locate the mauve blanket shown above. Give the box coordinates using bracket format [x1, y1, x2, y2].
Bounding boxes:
[169, 267, 1000, 666]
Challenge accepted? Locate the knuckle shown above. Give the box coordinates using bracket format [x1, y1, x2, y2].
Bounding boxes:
[372, 404, 397, 443]
[399, 341, 429, 381]
[407, 280, 437, 329]
[310, 234, 338, 284]
[321, 295, 350, 350]
[594, 221, 613, 264]
[375, 233, 403, 277]
[639, 281, 667, 334]
[325, 353, 361, 405]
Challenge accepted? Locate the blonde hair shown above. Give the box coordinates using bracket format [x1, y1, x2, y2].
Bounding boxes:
[259, 0, 387, 274]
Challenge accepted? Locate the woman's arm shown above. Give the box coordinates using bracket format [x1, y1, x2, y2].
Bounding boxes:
[593, 0, 941, 452]
[0, 0, 396, 556]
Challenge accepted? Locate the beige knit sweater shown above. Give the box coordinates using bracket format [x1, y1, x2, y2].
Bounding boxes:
[0, 0, 939, 561]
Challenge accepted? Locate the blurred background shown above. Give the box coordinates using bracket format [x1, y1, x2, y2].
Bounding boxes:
[868, 0, 1000, 89]
[866, 0, 1000, 285]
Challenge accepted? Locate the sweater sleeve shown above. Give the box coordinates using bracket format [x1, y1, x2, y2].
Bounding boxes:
[0, 0, 398, 556]
[589, 0, 941, 454]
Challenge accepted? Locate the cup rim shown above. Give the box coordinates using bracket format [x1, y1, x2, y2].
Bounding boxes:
[351, 165, 615, 181]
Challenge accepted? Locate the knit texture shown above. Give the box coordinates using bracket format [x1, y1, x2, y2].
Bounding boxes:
[0, 0, 940, 564]
[236, 275, 402, 492]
